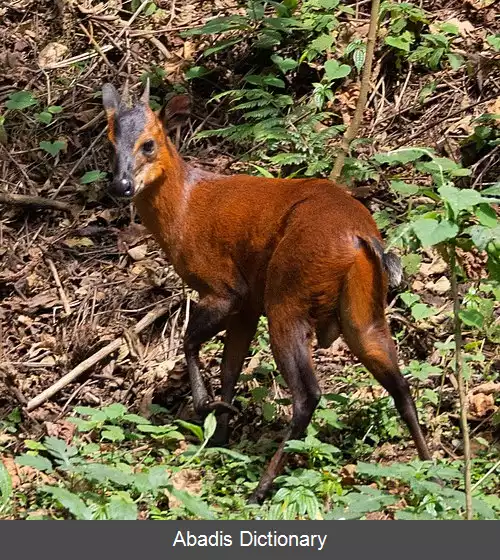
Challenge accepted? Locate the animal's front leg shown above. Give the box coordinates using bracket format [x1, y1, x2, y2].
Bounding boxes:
[183, 295, 240, 417]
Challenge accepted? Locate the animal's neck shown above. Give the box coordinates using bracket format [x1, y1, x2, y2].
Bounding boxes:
[133, 138, 190, 258]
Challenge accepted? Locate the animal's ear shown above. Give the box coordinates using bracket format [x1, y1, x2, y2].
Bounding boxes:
[102, 83, 120, 115]
[159, 94, 191, 132]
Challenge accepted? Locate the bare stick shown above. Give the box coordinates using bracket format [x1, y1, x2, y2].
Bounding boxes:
[26, 301, 177, 412]
[450, 246, 473, 519]
[46, 259, 72, 316]
[0, 191, 74, 213]
[330, 0, 381, 180]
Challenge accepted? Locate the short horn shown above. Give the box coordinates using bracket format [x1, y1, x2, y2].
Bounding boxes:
[121, 80, 131, 108]
[140, 77, 150, 106]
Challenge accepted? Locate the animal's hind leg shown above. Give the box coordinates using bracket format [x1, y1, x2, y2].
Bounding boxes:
[249, 313, 321, 503]
[339, 251, 431, 461]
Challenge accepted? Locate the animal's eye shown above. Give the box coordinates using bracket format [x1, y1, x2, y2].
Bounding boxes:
[142, 140, 155, 155]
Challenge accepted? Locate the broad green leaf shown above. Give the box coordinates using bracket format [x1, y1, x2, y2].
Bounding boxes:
[385, 34, 412, 52]
[15, 454, 54, 473]
[467, 225, 496, 251]
[103, 403, 127, 420]
[400, 292, 420, 307]
[487, 34, 500, 51]
[185, 66, 210, 79]
[411, 303, 437, 321]
[310, 34, 333, 52]
[6, 91, 37, 110]
[412, 218, 459, 247]
[81, 463, 132, 486]
[80, 170, 107, 184]
[37, 112, 53, 124]
[133, 466, 171, 494]
[390, 180, 419, 196]
[401, 254, 421, 275]
[0, 462, 12, 506]
[203, 412, 217, 441]
[101, 426, 125, 442]
[39, 140, 66, 157]
[475, 204, 497, 228]
[47, 105, 63, 114]
[271, 54, 298, 73]
[106, 494, 137, 520]
[41, 486, 93, 520]
[324, 60, 351, 80]
[438, 185, 485, 215]
[459, 309, 484, 329]
[176, 419, 204, 442]
[262, 401, 276, 421]
[373, 148, 430, 165]
[169, 487, 215, 519]
[447, 53, 464, 70]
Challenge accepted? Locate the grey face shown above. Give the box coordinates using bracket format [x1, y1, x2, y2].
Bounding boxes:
[110, 105, 148, 197]
[102, 82, 154, 198]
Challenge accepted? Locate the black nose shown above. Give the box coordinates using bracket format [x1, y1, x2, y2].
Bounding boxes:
[112, 177, 134, 197]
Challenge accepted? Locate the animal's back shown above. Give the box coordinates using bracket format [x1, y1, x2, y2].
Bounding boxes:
[181, 173, 382, 311]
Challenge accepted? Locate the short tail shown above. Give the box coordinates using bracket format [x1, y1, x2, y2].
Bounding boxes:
[358, 237, 403, 289]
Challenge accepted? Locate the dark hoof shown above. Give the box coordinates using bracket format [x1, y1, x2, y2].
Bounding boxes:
[248, 485, 269, 505]
[207, 400, 239, 415]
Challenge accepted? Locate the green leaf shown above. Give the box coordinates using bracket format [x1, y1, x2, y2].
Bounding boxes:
[262, 401, 276, 421]
[353, 48, 366, 72]
[373, 148, 430, 165]
[0, 461, 12, 506]
[411, 303, 436, 321]
[203, 38, 243, 57]
[5, 91, 37, 110]
[39, 140, 66, 157]
[447, 52, 464, 70]
[400, 292, 420, 307]
[487, 34, 500, 52]
[176, 419, 204, 442]
[468, 225, 496, 251]
[101, 425, 125, 442]
[185, 66, 210, 79]
[310, 34, 334, 53]
[203, 412, 217, 441]
[390, 180, 419, 196]
[459, 309, 484, 329]
[168, 487, 216, 519]
[106, 494, 137, 520]
[385, 34, 412, 52]
[324, 60, 351, 80]
[271, 54, 298, 73]
[412, 218, 459, 247]
[474, 204, 497, 228]
[47, 105, 63, 114]
[37, 112, 53, 124]
[103, 403, 127, 420]
[41, 486, 93, 520]
[80, 170, 107, 184]
[15, 454, 54, 473]
[438, 185, 485, 216]
[81, 463, 132, 486]
[401, 254, 421, 275]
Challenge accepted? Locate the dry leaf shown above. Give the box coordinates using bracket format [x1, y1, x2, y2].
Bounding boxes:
[64, 237, 94, 248]
[128, 244, 148, 261]
[427, 276, 451, 294]
[38, 42, 68, 68]
[420, 257, 448, 276]
[469, 393, 496, 417]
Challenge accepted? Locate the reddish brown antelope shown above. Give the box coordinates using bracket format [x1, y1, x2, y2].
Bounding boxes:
[102, 81, 431, 503]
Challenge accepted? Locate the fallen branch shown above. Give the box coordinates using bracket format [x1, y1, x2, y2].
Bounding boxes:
[46, 259, 72, 316]
[0, 191, 74, 213]
[330, 0, 381, 180]
[26, 300, 178, 412]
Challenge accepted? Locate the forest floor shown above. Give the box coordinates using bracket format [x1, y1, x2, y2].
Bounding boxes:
[0, 0, 499, 519]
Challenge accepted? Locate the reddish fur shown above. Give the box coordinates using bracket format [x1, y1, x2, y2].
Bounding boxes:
[104, 95, 431, 503]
